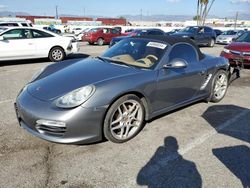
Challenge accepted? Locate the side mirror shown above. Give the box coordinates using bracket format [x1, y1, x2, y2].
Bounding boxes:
[0, 36, 4, 41]
[163, 58, 188, 69]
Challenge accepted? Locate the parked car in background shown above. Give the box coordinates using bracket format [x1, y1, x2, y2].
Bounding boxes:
[75, 28, 91, 41]
[15, 36, 230, 144]
[220, 31, 250, 67]
[0, 27, 79, 62]
[109, 28, 166, 47]
[171, 26, 217, 47]
[43, 26, 61, 34]
[72, 28, 83, 35]
[216, 30, 245, 44]
[82, 27, 125, 45]
[214, 29, 223, 37]
[0, 21, 33, 27]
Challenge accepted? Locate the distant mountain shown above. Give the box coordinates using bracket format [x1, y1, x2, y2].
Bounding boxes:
[0, 11, 249, 21]
[238, 13, 250, 20]
[0, 11, 30, 17]
[120, 14, 194, 21]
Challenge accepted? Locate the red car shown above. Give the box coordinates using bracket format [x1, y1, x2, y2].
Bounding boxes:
[220, 31, 250, 67]
[82, 27, 126, 45]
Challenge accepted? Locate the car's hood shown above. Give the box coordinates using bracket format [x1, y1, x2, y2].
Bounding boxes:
[226, 42, 250, 52]
[27, 58, 141, 101]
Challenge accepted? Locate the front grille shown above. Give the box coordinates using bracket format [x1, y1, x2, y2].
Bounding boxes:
[230, 50, 250, 57]
[35, 121, 66, 137]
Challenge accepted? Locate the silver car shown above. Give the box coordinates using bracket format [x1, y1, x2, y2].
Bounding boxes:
[216, 30, 245, 44]
[15, 36, 230, 144]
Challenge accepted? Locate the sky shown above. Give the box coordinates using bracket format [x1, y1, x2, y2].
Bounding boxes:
[0, 0, 249, 18]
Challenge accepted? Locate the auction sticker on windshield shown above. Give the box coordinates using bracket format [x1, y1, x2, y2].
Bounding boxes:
[146, 42, 167, 49]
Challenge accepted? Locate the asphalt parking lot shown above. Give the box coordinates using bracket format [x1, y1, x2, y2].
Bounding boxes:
[0, 43, 249, 188]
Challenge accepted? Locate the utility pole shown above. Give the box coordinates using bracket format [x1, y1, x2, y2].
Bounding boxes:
[55, 5, 59, 19]
[84, 7, 86, 17]
[234, 11, 238, 30]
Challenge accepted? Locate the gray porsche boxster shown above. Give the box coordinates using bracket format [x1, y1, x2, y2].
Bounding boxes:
[15, 36, 230, 144]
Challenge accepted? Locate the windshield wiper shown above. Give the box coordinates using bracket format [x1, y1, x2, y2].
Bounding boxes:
[96, 56, 108, 63]
[97, 56, 136, 69]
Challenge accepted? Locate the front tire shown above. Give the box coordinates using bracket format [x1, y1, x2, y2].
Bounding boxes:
[103, 94, 145, 143]
[209, 70, 229, 102]
[208, 38, 215, 47]
[49, 47, 65, 62]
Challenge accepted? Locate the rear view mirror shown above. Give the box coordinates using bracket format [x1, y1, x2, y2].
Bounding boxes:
[163, 58, 188, 69]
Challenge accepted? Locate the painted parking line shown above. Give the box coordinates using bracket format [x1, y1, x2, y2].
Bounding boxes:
[179, 109, 249, 155]
[153, 109, 249, 164]
[0, 99, 14, 104]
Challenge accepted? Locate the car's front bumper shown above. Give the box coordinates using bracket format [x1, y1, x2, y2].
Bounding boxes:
[216, 39, 231, 44]
[15, 89, 107, 144]
[220, 51, 250, 66]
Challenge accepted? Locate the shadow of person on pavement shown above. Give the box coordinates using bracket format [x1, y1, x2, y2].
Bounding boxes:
[137, 136, 202, 188]
[213, 145, 250, 188]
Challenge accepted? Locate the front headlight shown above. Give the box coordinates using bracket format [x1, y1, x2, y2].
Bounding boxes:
[56, 85, 95, 108]
[223, 48, 230, 53]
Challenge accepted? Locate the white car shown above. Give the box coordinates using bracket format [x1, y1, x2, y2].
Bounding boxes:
[216, 30, 245, 44]
[0, 21, 33, 27]
[0, 27, 79, 62]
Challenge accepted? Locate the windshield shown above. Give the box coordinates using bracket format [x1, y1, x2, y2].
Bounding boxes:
[179, 27, 198, 33]
[89, 28, 99, 33]
[221, 30, 237, 35]
[101, 38, 168, 69]
[235, 32, 250, 42]
[0, 27, 7, 34]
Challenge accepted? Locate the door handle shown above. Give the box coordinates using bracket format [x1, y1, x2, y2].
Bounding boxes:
[28, 43, 33, 45]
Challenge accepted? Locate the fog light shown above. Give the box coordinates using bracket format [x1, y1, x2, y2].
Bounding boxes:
[36, 119, 66, 128]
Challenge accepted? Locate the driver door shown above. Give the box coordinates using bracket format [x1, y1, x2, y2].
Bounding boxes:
[153, 43, 206, 112]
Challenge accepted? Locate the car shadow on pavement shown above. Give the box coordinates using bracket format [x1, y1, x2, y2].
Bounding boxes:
[137, 136, 202, 188]
[203, 105, 250, 187]
[213, 145, 250, 188]
[202, 105, 250, 143]
[0, 53, 89, 67]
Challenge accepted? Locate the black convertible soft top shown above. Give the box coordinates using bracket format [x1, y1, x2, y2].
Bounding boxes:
[134, 35, 205, 60]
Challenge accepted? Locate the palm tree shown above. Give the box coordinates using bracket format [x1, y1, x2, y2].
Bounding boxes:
[196, 0, 215, 26]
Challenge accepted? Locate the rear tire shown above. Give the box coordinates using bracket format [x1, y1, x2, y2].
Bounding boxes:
[97, 38, 104, 46]
[208, 38, 215, 47]
[103, 94, 145, 143]
[49, 47, 65, 62]
[209, 70, 229, 102]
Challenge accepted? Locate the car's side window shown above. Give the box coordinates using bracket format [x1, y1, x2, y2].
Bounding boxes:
[111, 29, 119, 34]
[168, 43, 198, 64]
[204, 27, 212, 33]
[148, 30, 164, 35]
[31, 30, 54, 38]
[1, 29, 31, 40]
